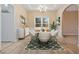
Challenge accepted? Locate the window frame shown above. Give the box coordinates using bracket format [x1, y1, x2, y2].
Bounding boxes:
[34, 16, 49, 30]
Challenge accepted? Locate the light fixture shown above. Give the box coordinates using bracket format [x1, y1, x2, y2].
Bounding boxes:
[38, 5, 47, 12]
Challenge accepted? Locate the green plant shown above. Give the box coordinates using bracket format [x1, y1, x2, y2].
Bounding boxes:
[50, 21, 57, 30]
[56, 17, 60, 25]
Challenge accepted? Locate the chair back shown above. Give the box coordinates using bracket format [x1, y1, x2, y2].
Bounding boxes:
[39, 32, 51, 42]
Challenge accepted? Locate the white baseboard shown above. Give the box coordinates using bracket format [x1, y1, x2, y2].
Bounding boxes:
[63, 34, 78, 36]
[1, 38, 18, 42]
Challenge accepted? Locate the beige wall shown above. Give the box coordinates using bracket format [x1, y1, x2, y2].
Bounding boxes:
[0, 5, 1, 50]
[14, 5, 27, 28]
[78, 6, 79, 34]
[78, 5, 79, 47]
[57, 4, 79, 36]
[27, 11, 57, 28]
[62, 11, 78, 35]
[57, 4, 70, 37]
[57, 4, 79, 47]
[57, 4, 69, 17]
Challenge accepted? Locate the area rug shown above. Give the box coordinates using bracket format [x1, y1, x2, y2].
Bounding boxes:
[25, 34, 64, 50]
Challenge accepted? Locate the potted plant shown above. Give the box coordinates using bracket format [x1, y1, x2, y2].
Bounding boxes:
[50, 21, 57, 30]
[56, 17, 60, 25]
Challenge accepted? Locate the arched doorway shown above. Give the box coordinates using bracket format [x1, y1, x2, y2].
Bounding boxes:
[62, 4, 78, 46]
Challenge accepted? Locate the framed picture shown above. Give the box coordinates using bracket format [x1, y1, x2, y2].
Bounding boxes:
[20, 15, 25, 25]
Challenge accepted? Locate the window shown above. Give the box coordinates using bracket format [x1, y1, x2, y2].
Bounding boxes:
[43, 16, 49, 27]
[34, 16, 49, 28]
[35, 17, 41, 27]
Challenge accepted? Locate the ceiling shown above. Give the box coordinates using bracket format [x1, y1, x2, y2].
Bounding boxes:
[23, 4, 64, 11]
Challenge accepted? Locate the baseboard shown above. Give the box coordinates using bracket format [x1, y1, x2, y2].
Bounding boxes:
[63, 34, 78, 36]
[1, 38, 18, 42]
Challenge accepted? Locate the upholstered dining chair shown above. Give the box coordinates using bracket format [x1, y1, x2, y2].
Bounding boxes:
[39, 32, 51, 42]
[29, 28, 36, 37]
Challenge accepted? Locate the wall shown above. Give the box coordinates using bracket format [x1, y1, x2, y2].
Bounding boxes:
[78, 5, 79, 47]
[62, 11, 78, 35]
[0, 5, 1, 50]
[57, 4, 79, 47]
[14, 4, 27, 28]
[57, 4, 70, 38]
[0, 4, 27, 42]
[27, 11, 57, 28]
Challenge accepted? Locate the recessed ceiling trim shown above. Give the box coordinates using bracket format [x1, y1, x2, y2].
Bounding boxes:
[23, 4, 64, 11]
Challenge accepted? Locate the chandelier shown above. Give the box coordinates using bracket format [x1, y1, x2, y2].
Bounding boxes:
[38, 5, 47, 12]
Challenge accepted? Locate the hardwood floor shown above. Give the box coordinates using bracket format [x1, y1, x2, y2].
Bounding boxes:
[0, 35, 79, 54]
[60, 35, 79, 54]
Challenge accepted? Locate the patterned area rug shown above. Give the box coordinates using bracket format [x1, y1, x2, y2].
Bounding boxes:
[25, 34, 63, 50]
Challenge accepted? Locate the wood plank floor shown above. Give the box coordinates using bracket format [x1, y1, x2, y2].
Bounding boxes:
[60, 35, 79, 54]
[0, 35, 79, 54]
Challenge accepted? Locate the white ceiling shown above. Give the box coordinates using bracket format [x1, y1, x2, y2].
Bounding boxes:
[23, 4, 64, 11]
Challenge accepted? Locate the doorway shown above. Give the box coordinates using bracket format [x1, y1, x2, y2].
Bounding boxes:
[62, 5, 78, 46]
